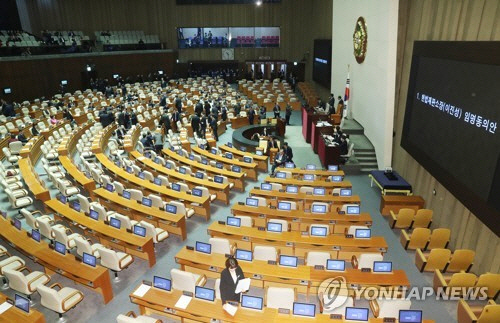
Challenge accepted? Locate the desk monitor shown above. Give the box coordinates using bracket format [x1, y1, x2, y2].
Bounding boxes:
[355, 228, 371, 239]
[169, 146, 175, 151]
[267, 222, 283, 232]
[246, 197, 259, 207]
[15, 294, 30, 313]
[345, 307, 369, 321]
[240, 146, 247, 152]
[110, 217, 121, 229]
[154, 177, 162, 185]
[31, 229, 41, 242]
[83, 252, 96, 267]
[313, 187, 326, 196]
[166, 162, 172, 169]
[277, 201, 291, 211]
[286, 185, 298, 194]
[58, 195, 67, 204]
[0, 211, 6, 219]
[142, 197, 152, 207]
[195, 241, 211, 254]
[72, 201, 81, 212]
[199, 144, 206, 150]
[312, 204, 327, 214]
[138, 172, 145, 179]
[133, 225, 146, 237]
[243, 156, 252, 163]
[215, 162, 224, 169]
[225, 152, 233, 159]
[285, 162, 295, 168]
[105, 183, 114, 192]
[227, 142, 233, 148]
[399, 310, 423, 323]
[179, 167, 186, 174]
[201, 159, 208, 165]
[293, 302, 316, 318]
[153, 276, 171, 292]
[328, 165, 338, 171]
[192, 188, 202, 197]
[13, 218, 21, 230]
[256, 150, 263, 156]
[261, 183, 272, 191]
[306, 164, 316, 170]
[195, 172, 204, 179]
[347, 205, 360, 215]
[373, 261, 393, 273]
[54, 241, 66, 255]
[241, 295, 263, 311]
[115, 160, 121, 167]
[326, 259, 346, 271]
[166, 204, 177, 214]
[211, 148, 218, 154]
[310, 226, 328, 237]
[3, 88, 12, 95]
[89, 209, 99, 220]
[214, 176, 223, 184]
[275, 172, 286, 179]
[232, 165, 241, 173]
[122, 190, 131, 200]
[154, 157, 161, 164]
[195, 286, 215, 302]
[61, 80, 68, 85]
[189, 154, 195, 161]
[144, 152, 151, 159]
[226, 216, 241, 227]
[235, 249, 253, 261]
[340, 188, 352, 196]
[331, 175, 343, 182]
[171, 183, 181, 191]
[303, 174, 314, 181]
[126, 166, 133, 174]
[279, 255, 298, 267]
[176, 149, 183, 156]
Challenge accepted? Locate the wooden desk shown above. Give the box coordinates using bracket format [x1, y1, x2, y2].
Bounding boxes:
[302, 108, 329, 143]
[130, 151, 230, 205]
[219, 144, 268, 172]
[231, 204, 371, 234]
[230, 116, 254, 129]
[59, 155, 96, 193]
[318, 135, 342, 167]
[96, 152, 211, 220]
[0, 292, 46, 323]
[264, 176, 352, 191]
[93, 188, 187, 240]
[0, 216, 113, 304]
[45, 199, 156, 267]
[192, 146, 258, 180]
[312, 123, 333, 154]
[207, 222, 387, 259]
[275, 167, 344, 178]
[18, 158, 51, 202]
[163, 148, 245, 192]
[380, 195, 425, 216]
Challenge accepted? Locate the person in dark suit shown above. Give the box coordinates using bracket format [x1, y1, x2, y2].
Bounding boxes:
[283, 142, 293, 163]
[195, 102, 203, 115]
[200, 113, 207, 138]
[339, 134, 349, 156]
[204, 101, 211, 116]
[328, 93, 335, 110]
[31, 123, 39, 136]
[1, 100, 15, 117]
[219, 257, 246, 304]
[271, 147, 286, 174]
[160, 110, 171, 133]
[209, 115, 218, 141]
[234, 104, 241, 116]
[259, 105, 266, 121]
[175, 96, 182, 114]
[273, 103, 281, 119]
[117, 108, 125, 126]
[267, 136, 279, 151]
[130, 111, 138, 127]
[248, 107, 255, 125]
[285, 104, 292, 125]
[191, 113, 201, 137]
[221, 106, 228, 121]
[172, 110, 180, 132]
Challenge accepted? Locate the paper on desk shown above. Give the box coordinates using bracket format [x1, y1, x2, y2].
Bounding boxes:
[235, 278, 251, 294]
[0, 302, 13, 314]
[132, 284, 151, 297]
[175, 295, 192, 309]
[223, 303, 238, 316]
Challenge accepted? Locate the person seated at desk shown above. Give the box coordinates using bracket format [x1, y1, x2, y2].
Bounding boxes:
[50, 114, 60, 125]
[220, 257, 246, 304]
[271, 147, 286, 174]
[273, 103, 281, 119]
[339, 134, 349, 156]
[267, 136, 279, 153]
[141, 132, 154, 150]
[251, 127, 270, 141]
[30, 123, 39, 136]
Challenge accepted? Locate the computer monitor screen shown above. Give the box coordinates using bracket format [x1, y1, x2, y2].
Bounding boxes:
[122, 190, 131, 199]
[195, 172, 204, 179]
[312, 204, 327, 214]
[235, 249, 253, 261]
[61, 80, 68, 85]
[226, 216, 241, 227]
[14, 219, 21, 230]
[340, 188, 352, 196]
[240, 146, 247, 152]
[225, 152, 233, 159]
[399, 310, 423, 323]
[214, 176, 223, 183]
[133, 225, 146, 237]
[142, 197, 152, 207]
[232, 165, 241, 173]
[313, 187, 326, 196]
[166, 204, 177, 214]
[246, 197, 259, 207]
[15, 294, 30, 313]
[110, 217, 121, 229]
[241, 295, 263, 310]
[54, 241, 66, 255]
[3, 88, 12, 94]
[154, 178, 162, 185]
[373, 261, 393, 273]
[285, 162, 294, 168]
[58, 195, 67, 204]
[303, 174, 314, 181]
[261, 183, 272, 191]
[113, 74, 119, 79]
[126, 166, 133, 174]
[227, 142, 233, 148]
[153, 276, 172, 291]
[171, 183, 181, 191]
[216, 162, 223, 169]
[211, 148, 217, 154]
[138, 172, 145, 179]
[277, 201, 291, 210]
[355, 229, 371, 239]
[345, 307, 369, 321]
[145, 152, 151, 159]
[31, 229, 41, 242]
[195, 241, 211, 254]
[347, 205, 360, 214]
[83, 252, 96, 267]
[72, 202, 81, 212]
[306, 164, 316, 170]
[154, 157, 160, 164]
[243, 157, 252, 163]
[326, 259, 346, 271]
[189, 154, 195, 161]
[89, 209, 99, 220]
[192, 188, 202, 197]
[331, 175, 342, 182]
[105, 183, 114, 192]
[166, 162, 172, 169]
[328, 165, 338, 171]
[256, 150, 263, 156]
[293, 302, 316, 318]
[201, 159, 208, 165]
[275, 172, 286, 178]
[115, 160, 121, 167]
[195, 286, 215, 302]
[267, 222, 283, 232]
[286, 186, 298, 194]
[179, 167, 186, 174]
[310, 226, 328, 236]
[279, 255, 298, 267]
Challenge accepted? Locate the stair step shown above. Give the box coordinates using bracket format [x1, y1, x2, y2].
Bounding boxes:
[360, 168, 378, 173]
[356, 156, 377, 161]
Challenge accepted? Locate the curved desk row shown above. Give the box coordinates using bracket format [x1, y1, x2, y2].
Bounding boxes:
[219, 144, 268, 172]
[0, 292, 45, 322]
[264, 176, 352, 191]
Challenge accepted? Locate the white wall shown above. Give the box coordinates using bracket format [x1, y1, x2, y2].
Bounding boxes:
[331, 0, 398, 169]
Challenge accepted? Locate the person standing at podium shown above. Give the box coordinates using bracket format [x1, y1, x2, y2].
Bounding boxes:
[220, 257, 246, 304]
